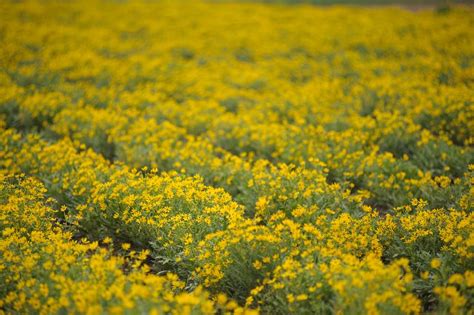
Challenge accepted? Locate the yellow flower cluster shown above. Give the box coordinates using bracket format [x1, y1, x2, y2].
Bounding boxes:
[0, 0, 473, 314]
[0, 175, 250, 314]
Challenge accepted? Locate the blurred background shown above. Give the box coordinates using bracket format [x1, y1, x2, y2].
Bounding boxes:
[214, 0, 473, 5]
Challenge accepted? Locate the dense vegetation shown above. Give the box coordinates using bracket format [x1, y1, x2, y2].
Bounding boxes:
[0, 0, 473, 314]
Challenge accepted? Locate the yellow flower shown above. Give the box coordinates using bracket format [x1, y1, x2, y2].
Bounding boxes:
[431, 258, 441, 269]
[121, 243, 131, 250]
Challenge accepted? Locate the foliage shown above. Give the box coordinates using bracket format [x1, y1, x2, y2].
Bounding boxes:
[0, 0, 473, 314]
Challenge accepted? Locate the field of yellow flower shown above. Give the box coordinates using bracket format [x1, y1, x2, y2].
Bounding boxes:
[0, 0, 473, 314]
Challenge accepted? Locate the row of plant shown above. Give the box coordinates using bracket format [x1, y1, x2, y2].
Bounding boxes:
[1, 1, 472, 313]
